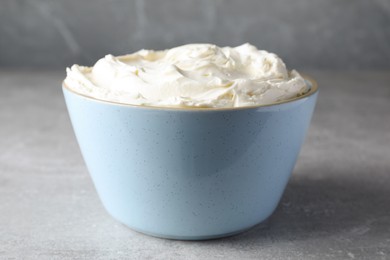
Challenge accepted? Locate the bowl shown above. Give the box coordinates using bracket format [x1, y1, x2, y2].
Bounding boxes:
[62, 76, 318, 240]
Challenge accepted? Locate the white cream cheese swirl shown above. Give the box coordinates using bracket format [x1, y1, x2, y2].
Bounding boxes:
[65, 43, 309, 108]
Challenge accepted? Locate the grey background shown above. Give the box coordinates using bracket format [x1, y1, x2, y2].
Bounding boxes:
[1, 0, 390, 69]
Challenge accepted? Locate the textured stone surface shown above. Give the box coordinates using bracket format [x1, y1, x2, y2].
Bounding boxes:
[0, 70, 390, 259]
[1, 0, 390, 69]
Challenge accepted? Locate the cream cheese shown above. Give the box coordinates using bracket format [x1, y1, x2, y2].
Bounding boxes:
[65, 43, 308, 108]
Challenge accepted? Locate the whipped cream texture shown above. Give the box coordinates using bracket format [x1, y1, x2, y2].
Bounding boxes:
[65, 43, 308, 108]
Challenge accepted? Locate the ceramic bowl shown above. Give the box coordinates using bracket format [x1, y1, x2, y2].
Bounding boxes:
[63, 76, 318, 240]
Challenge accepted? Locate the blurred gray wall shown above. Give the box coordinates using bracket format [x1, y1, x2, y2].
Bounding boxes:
[1, 0, 390, 69]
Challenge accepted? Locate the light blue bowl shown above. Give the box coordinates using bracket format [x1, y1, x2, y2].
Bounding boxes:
[63, 77, 318, 240]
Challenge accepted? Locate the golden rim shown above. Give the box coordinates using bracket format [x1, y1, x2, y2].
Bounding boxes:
[62, 74, 318, 111]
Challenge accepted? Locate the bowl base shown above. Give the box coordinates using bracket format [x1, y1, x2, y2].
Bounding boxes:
[120, 223, 261, 241]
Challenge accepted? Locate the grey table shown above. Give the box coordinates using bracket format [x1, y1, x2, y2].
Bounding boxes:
[1, 70, 389, 259]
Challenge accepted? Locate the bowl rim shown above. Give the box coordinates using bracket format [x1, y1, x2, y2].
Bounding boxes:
[62, 74, 318, 111]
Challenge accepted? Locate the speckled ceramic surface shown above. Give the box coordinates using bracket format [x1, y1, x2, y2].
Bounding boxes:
[63, 79, 318, 240]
